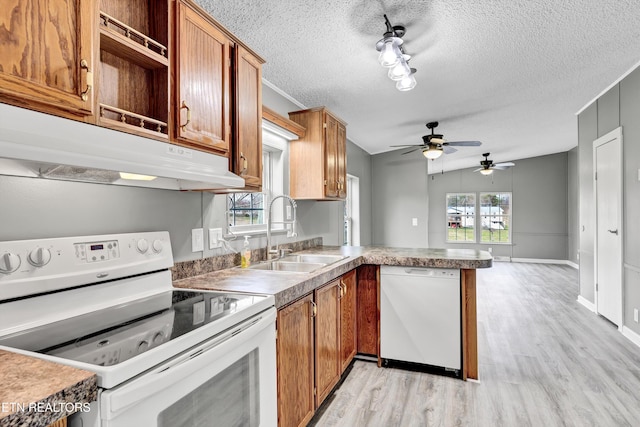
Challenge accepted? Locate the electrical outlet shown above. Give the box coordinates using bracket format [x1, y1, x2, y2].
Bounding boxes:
[286, 205, 292, 220]
[208, 228, 223, 249]
[634, 308, 639, 323]
[488, 247, 493, 254]
[412, 218, 418, 226]
[191, 228, 204, 252]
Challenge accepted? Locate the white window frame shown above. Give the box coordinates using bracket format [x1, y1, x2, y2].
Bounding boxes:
[344, 174, 360, 246]
[446, 193, 476, 243]
[479, 192, 512, 244]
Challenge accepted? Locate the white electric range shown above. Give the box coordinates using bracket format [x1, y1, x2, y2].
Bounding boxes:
[0, 231, 277, 426]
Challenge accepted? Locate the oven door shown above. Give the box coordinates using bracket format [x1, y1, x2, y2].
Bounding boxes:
[80, 308, 276, 427]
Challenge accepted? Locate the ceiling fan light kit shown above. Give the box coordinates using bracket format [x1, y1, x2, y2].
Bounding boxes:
[390, 121, 482, 159]
[376, 14, 417, 91]
[474, 153, 515, 174]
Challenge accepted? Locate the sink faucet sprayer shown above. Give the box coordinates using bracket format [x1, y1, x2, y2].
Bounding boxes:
[266, 195, 297, 260]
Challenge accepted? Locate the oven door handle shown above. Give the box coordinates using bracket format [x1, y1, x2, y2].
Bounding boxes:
[104, 309, 276, 415]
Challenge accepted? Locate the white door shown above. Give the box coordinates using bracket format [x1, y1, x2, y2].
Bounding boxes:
[593, 127, 623, 327]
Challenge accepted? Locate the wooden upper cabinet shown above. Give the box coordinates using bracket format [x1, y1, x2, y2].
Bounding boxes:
[339, 269, 357, 372]
[314, 280, 341, 408]
[288, 107, 347, 200]
[97, 0, 170, 140]
[232, 44, 263, 191]
[277, 294, 315, 427]
[174, 0, 230, 155]
[0, 0, 95, 118]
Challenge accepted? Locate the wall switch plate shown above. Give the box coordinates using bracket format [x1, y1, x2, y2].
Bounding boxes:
[192, 228, 204, 252]
[488, 247, 492, 254]
[634, 308, 639, 323]
[209, 228, 223, 249]
[412, 218, 418, 226]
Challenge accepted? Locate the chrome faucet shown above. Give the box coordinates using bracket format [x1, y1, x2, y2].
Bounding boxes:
[267, 195, 297, 260]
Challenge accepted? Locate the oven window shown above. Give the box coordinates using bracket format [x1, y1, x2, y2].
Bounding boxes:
[158, 349, 260, 427]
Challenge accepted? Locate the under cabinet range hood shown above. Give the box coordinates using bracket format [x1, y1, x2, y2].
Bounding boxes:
[0, 104, 245, 191]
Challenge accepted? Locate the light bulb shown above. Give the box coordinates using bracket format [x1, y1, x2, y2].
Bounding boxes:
[396, 72, 417, 91]
[388, 59, 411, 81]
[480, 168, 493, 175]
[378, 39, 402, 67]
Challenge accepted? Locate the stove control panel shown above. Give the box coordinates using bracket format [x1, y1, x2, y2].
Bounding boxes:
[75, 240, 120, 263]
[0, 231, 173, 301]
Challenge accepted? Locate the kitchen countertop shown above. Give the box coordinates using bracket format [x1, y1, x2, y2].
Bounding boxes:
[0, 350, 97, 427]
[174, 246, 492, 308]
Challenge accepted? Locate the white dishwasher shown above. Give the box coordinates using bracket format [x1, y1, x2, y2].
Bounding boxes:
[380, 266, 461, 372]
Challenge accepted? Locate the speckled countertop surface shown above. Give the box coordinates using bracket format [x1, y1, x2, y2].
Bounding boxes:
[0, 350, 97, 426]
[174, 246, 492, 308]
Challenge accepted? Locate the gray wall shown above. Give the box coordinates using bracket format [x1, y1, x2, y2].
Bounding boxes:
[0, 84, 374, 261]
[567, 147, 579, 266]
[371, 149, 429, 248]
[577, 65, 640, 335]
[425, 152, 569, 260]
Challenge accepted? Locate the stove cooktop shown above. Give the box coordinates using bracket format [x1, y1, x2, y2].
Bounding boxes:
[0, 289, 269, 367]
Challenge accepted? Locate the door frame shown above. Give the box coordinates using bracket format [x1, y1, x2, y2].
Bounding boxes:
[592, 126, 623, 329]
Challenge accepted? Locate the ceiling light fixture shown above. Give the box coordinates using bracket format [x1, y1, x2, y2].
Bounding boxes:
[480, 168, 494, 176]
[376, 15, 417, 91]
[422, 146, 443, 160]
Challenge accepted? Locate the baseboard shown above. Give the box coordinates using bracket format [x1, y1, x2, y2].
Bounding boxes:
[577, 295, 596, 312]
[565, 260, 579, 269]
[511, 258, 570, 265]
[492, 256, 511, 262]
[622, 326, 640, 349]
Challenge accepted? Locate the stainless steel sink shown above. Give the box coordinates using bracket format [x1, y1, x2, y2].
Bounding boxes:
[248, 261, 326, 273]
[280, 254, 346, 265]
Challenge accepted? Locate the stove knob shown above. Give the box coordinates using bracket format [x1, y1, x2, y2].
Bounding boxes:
[137, 340, 149, 353]
[152, 239, 163, 253]
[0, 253, 21, 274]
[153, 332, 164, 345]
[28, 247, 51, 267]
[136, 239, 149, 254]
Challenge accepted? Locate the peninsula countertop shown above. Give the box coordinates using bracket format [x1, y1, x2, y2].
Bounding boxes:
[173, 246, 492, 308]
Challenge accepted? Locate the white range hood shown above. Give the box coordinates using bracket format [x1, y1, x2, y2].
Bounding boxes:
[0, 104, 245, 191]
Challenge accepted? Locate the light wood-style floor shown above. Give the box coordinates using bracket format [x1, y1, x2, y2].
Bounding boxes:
[312, 262, 640, 427]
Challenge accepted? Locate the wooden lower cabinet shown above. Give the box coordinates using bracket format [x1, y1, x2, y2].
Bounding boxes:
[356, 265, 379, 357]
[339, 270, 357, 371]
[276, 294, 315, 427]
[276, 270, 358, 426]
[314, 280, 341, 407]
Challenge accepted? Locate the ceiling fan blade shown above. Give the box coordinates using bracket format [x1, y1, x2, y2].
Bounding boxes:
[472, 168, 484, 172]
[443, 140, 482, 147]
[491, 165, 513, 170]
[493, 162, 515, 168]
[443, 146, 458, 154]
[390, 144, 425, 147]
[402, 148, 420, 155]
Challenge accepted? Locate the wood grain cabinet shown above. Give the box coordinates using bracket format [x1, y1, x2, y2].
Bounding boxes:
[0, 0, 96, 118]
[288, 107, 347, 200]
[314, 280, 341, 407]
[276, 270, 358, 426]
[339, 269, 357, 371]
[174, 0, 231, 154]
[276, 294, 315, 427]
[97, 0, 170, 140]
[231, 45, 263, 191]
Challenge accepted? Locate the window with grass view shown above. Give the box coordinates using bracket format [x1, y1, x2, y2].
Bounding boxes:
[228, 151, 272, 228]
[479, 192, 511, 243]
[446, 193, 476, 242]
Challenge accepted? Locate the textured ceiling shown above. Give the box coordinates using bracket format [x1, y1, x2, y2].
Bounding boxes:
[197, 0, 640, 173]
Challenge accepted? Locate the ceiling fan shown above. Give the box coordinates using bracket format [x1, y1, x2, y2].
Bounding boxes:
[390, 121, 482, 159]
[474, 153, 515, 175]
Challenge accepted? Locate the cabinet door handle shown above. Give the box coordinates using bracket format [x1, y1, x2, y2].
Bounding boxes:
[340, 280, 347, 296]
[180, 101, 191, 131]
[80, 59, 93, 101]
[608, 229, 619, 235]
[240, 152, 248, 175]
[311, 301, 317, 318]
[337, 283, 343, 299]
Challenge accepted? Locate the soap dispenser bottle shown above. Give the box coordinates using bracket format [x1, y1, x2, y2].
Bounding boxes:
[241, 236, 252, 268]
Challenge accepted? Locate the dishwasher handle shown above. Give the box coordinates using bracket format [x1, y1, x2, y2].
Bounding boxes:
[381, 266, 459, 279]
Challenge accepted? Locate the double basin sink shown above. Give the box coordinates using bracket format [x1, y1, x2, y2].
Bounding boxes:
[248, 254, 346, 273]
